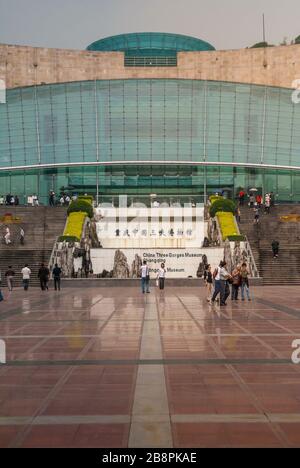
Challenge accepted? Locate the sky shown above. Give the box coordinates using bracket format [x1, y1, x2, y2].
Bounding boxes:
[0, 0, 299, 51]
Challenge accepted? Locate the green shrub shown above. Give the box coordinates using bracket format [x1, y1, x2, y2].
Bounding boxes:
[227, 235, 245, 242]
[58, 235, 80, 243]
[209, 195, 223, 204]
[209, 198, 236, 218]
[250, 41, 272, 48]
[67, 199, 93, 219]
[295, 35, 300, 44]
[78, 195, 93, 205]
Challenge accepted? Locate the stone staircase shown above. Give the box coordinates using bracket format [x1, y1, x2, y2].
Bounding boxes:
[238, 204, 300, 285]
[0, 207, 67, 287]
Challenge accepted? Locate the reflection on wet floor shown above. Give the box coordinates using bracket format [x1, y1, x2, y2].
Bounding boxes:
[0, 285, 300, 447]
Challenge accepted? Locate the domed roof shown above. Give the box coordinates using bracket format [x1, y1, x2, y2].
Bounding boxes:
[86, 32, 215, 54]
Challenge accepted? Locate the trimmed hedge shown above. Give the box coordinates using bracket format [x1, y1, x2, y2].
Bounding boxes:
[62, 212, 86, 242]
[67, 199, 93, 219]
[209, 195, 223, 204]
[227, 235, 245, 242]
[78, 195, 93, 205]
[58, 235, 80, 243]
[209, 198, 236, 218]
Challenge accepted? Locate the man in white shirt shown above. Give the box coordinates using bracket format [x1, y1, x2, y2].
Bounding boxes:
[211, 261, 230, 306]
[140, 261, 150, 294]
[21, 264, 31, 291]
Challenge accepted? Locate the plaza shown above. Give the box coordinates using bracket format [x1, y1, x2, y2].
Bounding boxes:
[1, 285, 300, 448]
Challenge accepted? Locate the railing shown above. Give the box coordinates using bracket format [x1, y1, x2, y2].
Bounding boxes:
[243, 235, 260, 278]
[48, 215, 68, 276]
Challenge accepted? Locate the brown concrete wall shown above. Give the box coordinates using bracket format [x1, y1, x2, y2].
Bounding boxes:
[0, 43, 299, 90]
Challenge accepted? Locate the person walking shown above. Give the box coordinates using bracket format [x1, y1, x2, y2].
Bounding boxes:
[157, 263, 166, 291]
[204, 264, 213, 302]
[21, 264, 31, 291]
[0, 271, 4, 302]
[20, 227, 25, 245]
[38, 263, 50, 291]
[52, 263, 62, 291]
[4, 227, 11, 245]
[49, 191, 55, 207]
[249, 193, 255, 208]
[272, 240, 280, 258]
[140, 260, 150, 294]
[231, 266, 241, 301]
[253, 206, 260, 224]
[212, 261, 231, 306]
[240, 263, 251, 301]
[5, 266, 15, 292]
[265, 194, 271, 214]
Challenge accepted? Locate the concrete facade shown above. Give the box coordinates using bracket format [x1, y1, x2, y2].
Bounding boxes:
[0, 42, 300, 90]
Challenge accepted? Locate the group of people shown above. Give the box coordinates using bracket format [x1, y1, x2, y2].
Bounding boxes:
[49, 191, 74, 207]
[204, 261, 251, 306]
[2, 227, 25, 246]
[0, 263, 63, 301]
[0, 194, 20, 206]
[238, 190, 275, 212]
[140, 261, 166, 294]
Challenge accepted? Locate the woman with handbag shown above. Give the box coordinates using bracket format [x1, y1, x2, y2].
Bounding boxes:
[204, 264, 213, 302]
[231, 266, 241, 301]
[157, 263, 166, 290]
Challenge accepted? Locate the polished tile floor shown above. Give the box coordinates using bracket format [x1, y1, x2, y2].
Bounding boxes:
[0, 285, 300, 447]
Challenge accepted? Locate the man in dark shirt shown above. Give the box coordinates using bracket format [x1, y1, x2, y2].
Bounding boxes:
[38, 263, 50, 291]
[5, 266, 15, 292]
[52, 264, 62, 291]
[272, 240, 280, 258]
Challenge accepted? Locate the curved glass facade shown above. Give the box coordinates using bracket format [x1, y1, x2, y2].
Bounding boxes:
[0, 79, 300, 203]
[86, 32, 216, 53]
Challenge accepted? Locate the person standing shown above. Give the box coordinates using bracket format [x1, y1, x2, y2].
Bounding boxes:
[249, 193, 255, 208]
[52, 264, 62, 291]
[21, 264, 31, 291]
[253, 206, 260, 224]
[5, 266, 15, 292]
[265, 194, 271, 214]
[204, 264, 213, 302]
[38, 263, 50, 291]
[272, 240, 280, 258]
[140, 260, 150, 294]
[14, 195, 19, 206]
[49, 191, 55, 207]
[0, 272, 4, 302]
[231, 266, 241, 301]
[4, 227, 11, 245]
[212, 261, 230, 306]
[157, 263, 166, 291]
[20, 227, 25, 245]
[238, 189, 245, 206]
[240, 263, 251, 301]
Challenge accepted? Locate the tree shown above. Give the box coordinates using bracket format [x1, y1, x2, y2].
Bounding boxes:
[295, 35, 300, 44]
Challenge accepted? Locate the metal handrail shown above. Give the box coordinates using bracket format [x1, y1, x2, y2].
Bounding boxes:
[244, 234, 260, 278]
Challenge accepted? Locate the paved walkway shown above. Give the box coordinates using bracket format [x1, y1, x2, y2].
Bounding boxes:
[0, 285, 300, 447]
